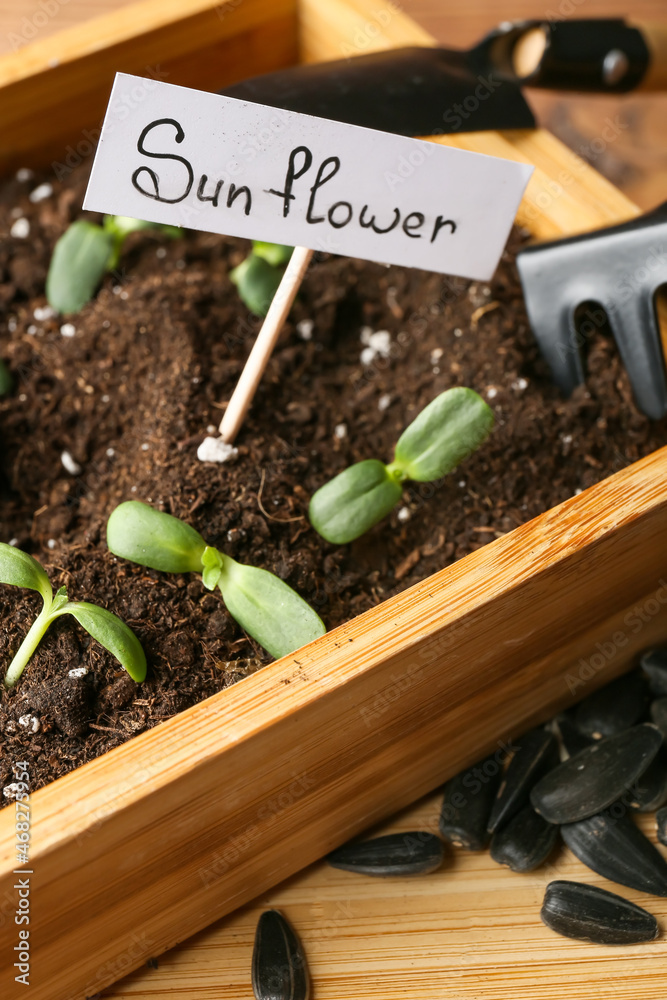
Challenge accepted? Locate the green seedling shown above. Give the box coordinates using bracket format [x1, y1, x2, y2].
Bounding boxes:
[46, 215, 181, 314]
[0, 543, 146, 689]
[230, 240, 293, 316]
[107, 501, 325, 660]
[0, 359, 12, 397]
[309, 387, 494, 545]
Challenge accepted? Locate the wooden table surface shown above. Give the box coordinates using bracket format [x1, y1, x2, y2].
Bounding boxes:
[1, 0, 666, 208]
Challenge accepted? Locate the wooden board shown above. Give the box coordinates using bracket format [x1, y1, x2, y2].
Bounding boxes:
[2, 2, 667, 1000]
[106, 798, 667, 999]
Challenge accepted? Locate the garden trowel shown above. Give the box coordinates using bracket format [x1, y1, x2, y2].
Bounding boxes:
[221, 45, 536, 136]
[516, 203, 667, 420]
[222, 19, 667, 136]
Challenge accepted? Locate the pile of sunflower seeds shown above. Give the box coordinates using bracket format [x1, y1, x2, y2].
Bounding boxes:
[252, 648, 667, 997]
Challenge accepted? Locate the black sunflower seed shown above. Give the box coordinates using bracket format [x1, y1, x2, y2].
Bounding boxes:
[252, 910, 309, 1000]
[555, 716, 594, 758]
[641, 648, 667, 697]
[573, 669, 648, 740]
[627, 745, 667, 812]
[327, 832, 444, 876]
[656, 806, 667, 847]
[561, 810, 667, 896]
[531, 724, 663, 824]
[487, 728, 559, 834]
[541, 880, 659, 945]
[439, 754, 502, 850]
[490, 804, 559, 872]
[650, 697, 667, 737]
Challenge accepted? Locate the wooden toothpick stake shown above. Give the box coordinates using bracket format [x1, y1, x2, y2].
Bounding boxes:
[219, 245, 314, 444]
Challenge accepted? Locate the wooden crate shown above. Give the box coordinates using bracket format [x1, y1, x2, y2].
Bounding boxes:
[1, 2, 666, 998]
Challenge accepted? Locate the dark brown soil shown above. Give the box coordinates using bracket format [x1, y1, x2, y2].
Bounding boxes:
[1, 162, 665, 804]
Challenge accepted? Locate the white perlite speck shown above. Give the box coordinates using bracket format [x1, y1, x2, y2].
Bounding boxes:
[68, 666, 88, 679]
[18, 714, 40, 733]
[360, 328, 391, 365]
[16, 167, 33, 183]
[296, 319, 314, 341]
[334, 423, 347, 439]
[60, 323, 76, 338]
[156, 246, 167, 258]
[430, 348, 443, 364]
[197, 436, 238, 464]
[486, 387, 498, 399]
[106, 447, 115, 457]
[47, 539, 56, 549]
[378, 394, 391, 412]
[10, 217, 29, 239]
[34, 305, 55, 321]
[29, 182, 53, 202]
[9, 538, 18, 546]
[512, 377, 529, 391]
[2, 783, 21, 800]
[61, 450, 82, 475]
[397, 507, 411, 523]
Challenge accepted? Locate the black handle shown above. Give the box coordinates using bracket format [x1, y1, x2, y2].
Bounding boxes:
[472, 19, 651, 93]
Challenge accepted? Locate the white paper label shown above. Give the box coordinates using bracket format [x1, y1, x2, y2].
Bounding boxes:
[84, 73, 533, 280]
